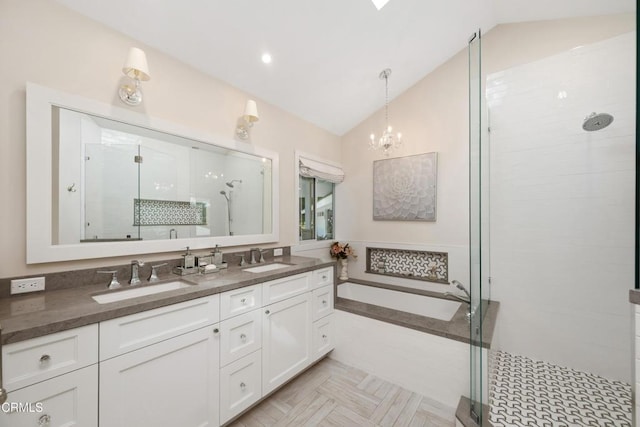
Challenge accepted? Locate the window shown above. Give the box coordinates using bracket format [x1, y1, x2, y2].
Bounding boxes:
[297, 154, 343, 243]
[299, 177, 334, 241]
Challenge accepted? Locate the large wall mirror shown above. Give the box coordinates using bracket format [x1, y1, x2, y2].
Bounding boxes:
[27, 83, 279, 263]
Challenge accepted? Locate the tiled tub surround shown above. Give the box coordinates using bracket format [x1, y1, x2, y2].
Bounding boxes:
[332, 279, 498, 410]
[366, 247, 449, 284]
[0, 250, 338, 346]
[335, 278, 498, 347]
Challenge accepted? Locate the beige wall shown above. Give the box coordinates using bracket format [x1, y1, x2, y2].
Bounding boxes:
[0, 0, 341, 277]
[338, 13, 635, 248]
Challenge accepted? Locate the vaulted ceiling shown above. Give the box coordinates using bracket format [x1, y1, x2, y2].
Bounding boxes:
[54, 0, 635, 135]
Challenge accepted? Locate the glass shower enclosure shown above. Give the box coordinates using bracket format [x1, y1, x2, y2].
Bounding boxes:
[468, 29, 491, 425]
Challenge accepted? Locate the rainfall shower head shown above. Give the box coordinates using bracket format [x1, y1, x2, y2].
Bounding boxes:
[226, 179, 243, 188]
[582, 112, 614, 132]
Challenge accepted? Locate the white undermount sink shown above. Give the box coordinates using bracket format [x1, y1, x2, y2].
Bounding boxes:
[243, 263, 292, 273]
[92, 281, 193, 304]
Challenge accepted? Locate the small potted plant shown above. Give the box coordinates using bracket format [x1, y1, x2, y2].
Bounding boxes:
[330, 242, 356, 280]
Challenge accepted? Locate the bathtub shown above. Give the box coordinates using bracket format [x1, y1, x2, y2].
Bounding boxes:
[331, 280, 491, 410]
[337, 281, 462, 321]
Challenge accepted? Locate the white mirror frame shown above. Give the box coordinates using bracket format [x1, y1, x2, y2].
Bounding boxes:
[26, 83, 279, 264]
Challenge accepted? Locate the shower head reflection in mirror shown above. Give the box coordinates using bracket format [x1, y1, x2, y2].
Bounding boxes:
[26, 83, 279, 263]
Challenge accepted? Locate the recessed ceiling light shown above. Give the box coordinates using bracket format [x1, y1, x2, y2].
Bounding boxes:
[261, 53, 272, 64]
[371, 0, 391, 10]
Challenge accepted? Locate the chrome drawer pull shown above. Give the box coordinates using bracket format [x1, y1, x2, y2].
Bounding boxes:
[39, 354, 51, 364]
[240, 333, 247, 342]
[265, 310, 270, 315]
[240, 298, 247, 305]
[39, 414, 51, 426]
[322, 275, 327, 280]
[213, 328, 220, 334]
[322, 334, 328, 339]
[322, 300, 327, 305]
[240, 382, 246, 390]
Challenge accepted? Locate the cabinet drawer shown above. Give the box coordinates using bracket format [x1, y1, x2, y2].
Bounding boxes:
[262, 273, 311, 305]
[220, 284, 262, 321]
[99, 294, 219, 360]
[220, 350, 262, 424]
[0, 364, 98, 427]
[313, 267, 334, 289]
[3, 324, 98, 392]
[313, 315, 334, 360]
[312, 285, 334, 321]
[220, 310, 262, 367]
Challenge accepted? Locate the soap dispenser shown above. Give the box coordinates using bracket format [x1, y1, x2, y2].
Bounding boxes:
[183, 246, 196, 269]
[212, 244, 223, 267]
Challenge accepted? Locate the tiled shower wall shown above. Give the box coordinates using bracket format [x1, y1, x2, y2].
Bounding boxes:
[488, 32, 635, 382]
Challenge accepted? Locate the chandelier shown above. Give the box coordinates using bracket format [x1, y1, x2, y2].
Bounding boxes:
[369, 68, 402, 155]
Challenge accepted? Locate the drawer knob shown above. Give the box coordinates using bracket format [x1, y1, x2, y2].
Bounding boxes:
[322, 334, 328, 339]
[322, 275, 327, 280]
[265, 310, 270, 315]
[322, 300, 327, 305]
[240, 382, 246, 390]
[39, 354, 51, 364]
[240, 298, 247, 305]
[38, 414, 51, 426]
[240, 333, 247, 342]
[213, 328, 220, 334]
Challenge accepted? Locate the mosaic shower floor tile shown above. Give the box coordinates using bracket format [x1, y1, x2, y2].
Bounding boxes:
[489, 351, 631, 427]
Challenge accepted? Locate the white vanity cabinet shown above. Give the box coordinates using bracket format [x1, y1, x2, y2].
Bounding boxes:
[0, 264, 335, 427]
[0, 324, 99, 427]
[99, 295, 220, 427]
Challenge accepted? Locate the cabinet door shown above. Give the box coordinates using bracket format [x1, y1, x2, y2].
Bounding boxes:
[220, 350, 262, 424]
[262, 293, 312, 395]
[0, 364, 98, 427]
[99, 326, 220, 427]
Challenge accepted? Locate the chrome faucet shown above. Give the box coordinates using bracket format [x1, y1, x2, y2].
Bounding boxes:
[149, 263, 167, 282]
[444, 280, 471, 304]
[250, 248, 258, 264]
[129, 260, 145, 285]
[169, 228, 177, 239]
[97, 270, 121, 289]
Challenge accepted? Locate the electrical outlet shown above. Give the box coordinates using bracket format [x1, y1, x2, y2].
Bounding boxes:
[273, 248, 283, 257]
[11, 277, 46, 295]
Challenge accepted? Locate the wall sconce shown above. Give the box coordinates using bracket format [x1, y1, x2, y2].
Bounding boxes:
[118, 47, 150, 106]
[235, 100, 260, 139]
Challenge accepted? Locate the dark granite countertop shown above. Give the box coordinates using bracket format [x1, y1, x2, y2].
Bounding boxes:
[334, 278, 499, 349]
[629, 289, 640, 305]
[0, 255, 334, 345]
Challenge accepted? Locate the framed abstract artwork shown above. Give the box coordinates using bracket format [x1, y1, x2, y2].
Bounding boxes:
[372, 152, 437, 221]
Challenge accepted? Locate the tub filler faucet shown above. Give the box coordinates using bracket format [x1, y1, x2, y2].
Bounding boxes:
[444, 280, 471, 304]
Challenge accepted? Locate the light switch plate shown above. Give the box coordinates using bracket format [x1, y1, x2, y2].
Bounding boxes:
[273, 248, 283, 257]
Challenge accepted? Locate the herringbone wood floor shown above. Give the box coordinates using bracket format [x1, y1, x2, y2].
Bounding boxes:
[228, 358, 456, 427]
